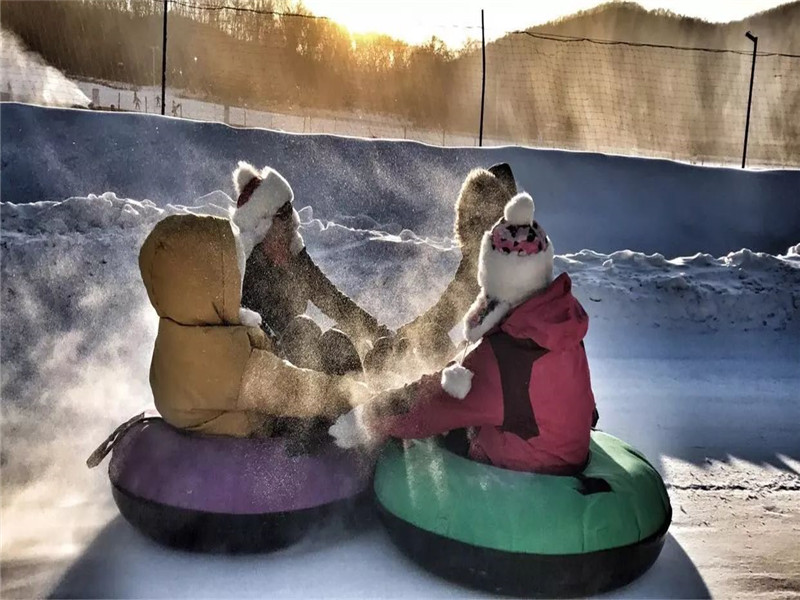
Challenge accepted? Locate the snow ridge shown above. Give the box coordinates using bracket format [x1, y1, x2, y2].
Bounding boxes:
[2, 193, 798, 334]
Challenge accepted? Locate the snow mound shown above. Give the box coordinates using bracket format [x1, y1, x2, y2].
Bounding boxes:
[0, 192, 236, 236]
[556, 245, 800, 332]
[784, 243, 800, 257]
[2, 192, 797, 344]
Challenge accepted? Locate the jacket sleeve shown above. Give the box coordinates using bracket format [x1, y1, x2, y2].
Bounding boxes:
[296, 250, 386, 343]
[396, 260, 478, 361]
[238, 347, 371, 420]
[246, 326, 275, 351]
[366, 340, 503, 440]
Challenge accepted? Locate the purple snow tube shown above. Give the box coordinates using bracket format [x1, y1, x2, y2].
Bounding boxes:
[108, 419, 375, 553]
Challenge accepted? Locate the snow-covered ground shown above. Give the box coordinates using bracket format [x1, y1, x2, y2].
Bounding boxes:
[66, 79, 495, 147]
[0, 27, 486, 147]
[1, 104, 799, 599]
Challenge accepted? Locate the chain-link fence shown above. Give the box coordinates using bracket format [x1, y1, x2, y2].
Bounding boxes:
[481, 31, 800, 166]
[2, 0, 799, 166]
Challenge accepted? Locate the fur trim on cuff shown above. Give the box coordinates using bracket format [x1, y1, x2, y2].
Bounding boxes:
[441, 363, 474, 399]
[463, 293, 512, 343]
[329, 404, 372, 449]
[239, 307, 263, 328]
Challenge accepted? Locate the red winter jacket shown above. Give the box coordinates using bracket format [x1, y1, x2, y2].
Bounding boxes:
[371, 273, 597, 474]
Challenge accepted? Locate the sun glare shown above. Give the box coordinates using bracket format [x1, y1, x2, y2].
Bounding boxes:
[300, 0, 791, 48]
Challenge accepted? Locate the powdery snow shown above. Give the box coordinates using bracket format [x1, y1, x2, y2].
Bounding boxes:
[0, 31, 89, 108]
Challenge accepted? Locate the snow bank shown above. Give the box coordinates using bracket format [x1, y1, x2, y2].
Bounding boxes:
[558, 247, 800, 332]
[2, 193, 797, 342]
[0, 192, 232, 236]
[4, 103, 800, 257]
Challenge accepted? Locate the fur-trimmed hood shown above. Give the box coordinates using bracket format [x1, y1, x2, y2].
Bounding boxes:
[462, 273, 586, 349]
[461, 192, 555, 342]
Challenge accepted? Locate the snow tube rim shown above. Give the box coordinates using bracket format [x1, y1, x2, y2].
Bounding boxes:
[374, 431, 672, 555]
[110, 419, 374, 514]
[378, 502, 669, 598]
[112, 482, 373, 553]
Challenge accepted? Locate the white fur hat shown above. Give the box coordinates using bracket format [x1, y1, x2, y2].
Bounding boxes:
[442, 193, 555, 399]
[458, 193, 554, 344]
[231, 162, 304, 263]
[232, 161, 293, 241]
[478, 192, 554, 306]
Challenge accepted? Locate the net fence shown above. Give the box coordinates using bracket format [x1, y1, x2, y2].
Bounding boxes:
[1, 0, 798, 166]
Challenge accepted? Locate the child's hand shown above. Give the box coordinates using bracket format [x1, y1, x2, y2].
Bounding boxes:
[441, 363, 474, 399]
[328, 404, 371, 449]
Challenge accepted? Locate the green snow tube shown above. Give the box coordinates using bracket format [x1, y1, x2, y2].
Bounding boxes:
[374, 431, 671, 597]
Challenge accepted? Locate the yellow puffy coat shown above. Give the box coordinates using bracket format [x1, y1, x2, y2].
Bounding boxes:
[139, 214, 368, 436]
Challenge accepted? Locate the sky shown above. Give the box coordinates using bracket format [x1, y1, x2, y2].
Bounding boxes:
[300, 0, 791, 47]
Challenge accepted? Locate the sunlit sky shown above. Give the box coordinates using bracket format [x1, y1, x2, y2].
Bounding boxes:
[300, 0, 790, 47]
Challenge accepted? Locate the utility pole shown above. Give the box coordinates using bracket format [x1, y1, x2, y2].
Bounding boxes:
[161, 0, 168, 116]
[151, 46, 156, 88]
[479, 9, 486, 147]
[742, 31, 758, 168]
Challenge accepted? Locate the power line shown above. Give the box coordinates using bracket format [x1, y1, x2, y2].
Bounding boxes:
[160, 1, 800, 58]
[165, 0, 485, 31]
[511, 30, 800, 59]
[164, 0, 330, 20]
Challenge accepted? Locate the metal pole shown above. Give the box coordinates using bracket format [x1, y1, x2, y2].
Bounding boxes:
[742, 31, 758, 168]
[479, 9, 486, 147]
[161, 0, 168, 116]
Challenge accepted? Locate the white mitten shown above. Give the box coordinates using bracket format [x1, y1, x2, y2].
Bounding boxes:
[239, 307, 262, 327]
[328, 404, 371, 449]
[441, 363, 474, 399]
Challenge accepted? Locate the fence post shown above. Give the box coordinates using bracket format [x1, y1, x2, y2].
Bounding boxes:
[742, 31, 758, 168]
[161, 0, 168, 116]
[479, 9, 486, 147]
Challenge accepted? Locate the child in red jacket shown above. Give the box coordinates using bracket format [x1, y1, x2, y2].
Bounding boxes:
[329, 192, 598, 474]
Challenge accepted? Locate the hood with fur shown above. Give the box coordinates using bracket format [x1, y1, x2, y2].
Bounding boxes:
[139, 214, 243, 326]
[501, 273, 588, 350]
